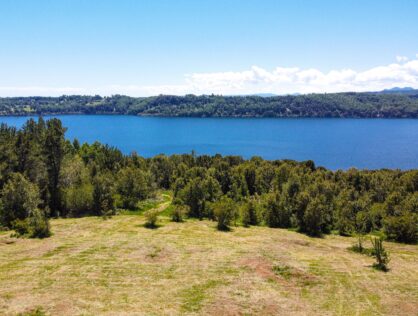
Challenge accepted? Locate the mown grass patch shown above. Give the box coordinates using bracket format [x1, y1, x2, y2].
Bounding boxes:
[0, 207, 416, 316]
[180, 279, 225, 313]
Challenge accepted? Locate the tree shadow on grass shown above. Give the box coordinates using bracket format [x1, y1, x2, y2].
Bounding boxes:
[216, 225, 232, 232]
[143, 223, 162, 229]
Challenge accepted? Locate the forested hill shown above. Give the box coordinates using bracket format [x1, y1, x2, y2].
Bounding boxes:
[1, 92, 418, 118]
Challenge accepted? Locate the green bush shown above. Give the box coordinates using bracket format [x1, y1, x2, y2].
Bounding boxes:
[144, 209, 159, 228]
[352, 235, 364, 253]
[349, 234, 369, 254]
[303, 198, 326, 237]
[383, 213, 417, 244]
[213, 197, 237, 231]
[355, 211, 372, 234]
[28, 209, 51, 238]
[171, 205, 187, 222]
[116, 167, 151, 209]
[93, 174, 115, 216]
[263, 194, 291, 228]
[371, 237, 390, 271]
[11, 219, 30, 236]
[12, 209, 51, 238]
[241, 199, 259, 227]
[63, 183, 94, 217]
[0, 173, 40, 227]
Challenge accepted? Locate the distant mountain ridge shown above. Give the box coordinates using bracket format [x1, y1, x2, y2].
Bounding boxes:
[377, 87, 418, 94]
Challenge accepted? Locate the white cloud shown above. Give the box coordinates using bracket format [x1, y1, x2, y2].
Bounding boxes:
[396, 55, 409, 63]
[1, 56, 418, 96]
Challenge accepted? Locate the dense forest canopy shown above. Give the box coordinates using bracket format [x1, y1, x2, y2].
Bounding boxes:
[0, 118, 417, 243]
[1, 92, 418, 118]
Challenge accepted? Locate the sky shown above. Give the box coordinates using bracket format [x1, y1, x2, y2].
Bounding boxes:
[0, 0, 418, 96]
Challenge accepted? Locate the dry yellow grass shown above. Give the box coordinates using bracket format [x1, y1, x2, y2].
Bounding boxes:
[0, 205, 417, 315]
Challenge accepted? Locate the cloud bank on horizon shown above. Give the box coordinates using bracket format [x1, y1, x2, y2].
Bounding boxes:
[1, 55, 418, 97]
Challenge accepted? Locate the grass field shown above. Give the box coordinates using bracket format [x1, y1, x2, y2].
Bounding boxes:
[0, 199, 417, 315]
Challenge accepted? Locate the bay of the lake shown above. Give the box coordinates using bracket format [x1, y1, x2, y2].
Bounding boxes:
[1, 115, 417, 170]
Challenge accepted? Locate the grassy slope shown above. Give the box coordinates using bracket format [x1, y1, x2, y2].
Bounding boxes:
[0, 201, 417, 315]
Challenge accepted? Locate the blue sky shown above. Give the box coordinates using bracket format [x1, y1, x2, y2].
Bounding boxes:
[1, 0, 418, 96]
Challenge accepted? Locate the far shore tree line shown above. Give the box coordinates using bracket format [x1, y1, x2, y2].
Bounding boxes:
[0, 118, 417, 244]
[1, 92, 418, 118]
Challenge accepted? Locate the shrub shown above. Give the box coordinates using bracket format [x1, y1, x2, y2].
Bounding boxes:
[27, 209, 51, 238]
[63, 183, 94, 217]
[171, 205, 187, 222]
[100, 199, 116, 220]
[144, 209, 159, 228]
[355, 211, 372, 234]
[93, 174, 115, 216]
[263, 194, 291, 228]
[241, 199, 259, 227]
[370, 237, 390, 271]
[11, 209, 51, 238]
[303, 198, 326, 237]
[383, 213, 417, 244]
[116, 167, 151, 209]
[213, 197, 237, 231]
[336, 206, 356, 236]
[0, 173, 40, 227]
[349, 234, 367, 254]
[11, 219, 30, 236]
[178, 178, 206, 219]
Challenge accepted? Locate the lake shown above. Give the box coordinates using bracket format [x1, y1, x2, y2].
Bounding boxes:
[1, 115, 417, 170]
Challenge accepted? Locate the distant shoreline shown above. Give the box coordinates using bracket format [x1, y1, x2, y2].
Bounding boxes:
[1, 113, 417, 119]
[1, 92, 418, 118]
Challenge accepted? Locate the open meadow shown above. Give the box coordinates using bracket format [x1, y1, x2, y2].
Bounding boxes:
[1, 201, 417, 316]
[2, 1, 418, 315]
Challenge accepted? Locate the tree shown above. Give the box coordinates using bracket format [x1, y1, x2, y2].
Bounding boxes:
[371, 237, 390, 271]
[303, 198, 326, 237]
[383, 213, 418, 244]
[213, 196, 237, 231]
[116, 167, 150, 209]
[294, 191, 310, 232]
[27, 208, 51, 238]
[15, 119, 49, 206]
[0, 124, 18, 187]
[0, 173, 40, 227]
[150, 155, 174, 189]
[228, 172, 249, 201]
[144, 209, 159, 228]
[241, 199, 259, 227]
[203, 175, 222, 202]
[263, 193, 291, 228]
[243, 164, 257, 195]
[179, 178, 206, 218]
[335, 189, 357, 236]
[171, 205, 187, 222]
[93, 174, 115, 215]
[63, 183, 94, 217]
[44, 119, 66, 216]
[61, 155, 94, 216]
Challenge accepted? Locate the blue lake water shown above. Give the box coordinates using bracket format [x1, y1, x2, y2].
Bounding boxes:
[1, 115, 417, 170]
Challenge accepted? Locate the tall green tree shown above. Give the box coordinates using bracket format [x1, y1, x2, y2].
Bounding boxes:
[44, 119, 66, 216]
[0, 173, 41, 227]
[116, 167, 150, 209]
